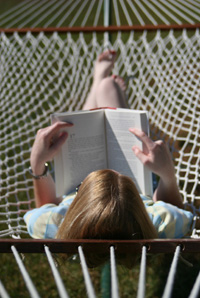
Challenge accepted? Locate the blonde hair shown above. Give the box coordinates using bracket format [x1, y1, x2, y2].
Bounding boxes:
[56, 169, 157, 267]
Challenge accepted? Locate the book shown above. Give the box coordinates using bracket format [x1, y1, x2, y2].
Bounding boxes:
[51, 108, 153, 197]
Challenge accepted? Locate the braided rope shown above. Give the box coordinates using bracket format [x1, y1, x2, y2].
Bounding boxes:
[0, 29, 200, 237]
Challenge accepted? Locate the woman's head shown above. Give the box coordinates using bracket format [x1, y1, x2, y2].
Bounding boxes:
[57, 169, 157, 241]
[56, 169, 157, 267]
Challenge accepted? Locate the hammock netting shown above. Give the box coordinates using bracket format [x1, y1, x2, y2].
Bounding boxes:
[1, 29, 200, 237]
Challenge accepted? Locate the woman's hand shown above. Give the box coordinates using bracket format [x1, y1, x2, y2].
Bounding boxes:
[129, 128, 183, 207]
[31, 121, 73, 175]
[129, 128, 175, 181]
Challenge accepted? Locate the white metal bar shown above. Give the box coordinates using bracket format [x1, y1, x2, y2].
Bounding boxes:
[152, 0, 182, 24]
[81, 0, 96, 27]
[162, 0, 194, 24]
[31, 0, 66, 28]
[42, 0, 73, 28]
[142, 0, 170, 25]
[176, 0, 200, 20]
[190, 0, 200, 7]
[0, 0, 38, 25]
[112, 0, 121, 26]
[137, 246, 147, 298]
[44, 245, 69, 298]
[78, 246, 96, 298]
[110, 246, 119, 298]
[119, 0, 133, 25]
[104, 0, 111, 47]
[11, 246, 40, 298]
[18, 0, 57, 28]
[2, 0, 49, 28]
[162, 245, 181, 298]
[94, 0, 103, 27]
[56, 0, 81, 27]
[104, 0, 111, 27]
[69, 0, 89, 27]
[126, 0, 145, 25]
[188, 271, 200, 298]
[0, 281, 10, 298]
[134, 0, 158, 25]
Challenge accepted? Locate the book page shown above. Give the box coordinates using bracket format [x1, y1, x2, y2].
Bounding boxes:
[105, 109, 152, 196]
[51, 110, 107, 197]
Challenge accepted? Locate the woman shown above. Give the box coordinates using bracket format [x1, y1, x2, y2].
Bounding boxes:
[24, 51, 197, 266]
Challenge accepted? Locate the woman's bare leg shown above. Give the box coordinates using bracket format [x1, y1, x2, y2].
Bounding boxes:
[83, 50, 117, 110]
[95, 76, 128, 109]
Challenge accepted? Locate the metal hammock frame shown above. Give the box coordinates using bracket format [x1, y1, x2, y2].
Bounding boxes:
[0, 239, 200, 298]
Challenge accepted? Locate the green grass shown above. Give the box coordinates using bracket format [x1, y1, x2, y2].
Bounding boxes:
[1, 252, 200, 297]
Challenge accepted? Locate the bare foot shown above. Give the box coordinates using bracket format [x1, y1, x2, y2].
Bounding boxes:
[94, 50, 117, 81]
[83, 50, 117, 110]
[112, 75, 126, 93]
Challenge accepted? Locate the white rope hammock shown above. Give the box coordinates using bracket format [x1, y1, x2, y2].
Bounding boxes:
[1, 28, 200, 237]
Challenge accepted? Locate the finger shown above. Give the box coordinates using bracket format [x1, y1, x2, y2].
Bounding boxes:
[155, 140, 164, 146]
[129, 128, 155, 150]
[50, 131, 68, 152]
[51, 121, 73, 131]
[132, 146, 149, 165]
[44, 121, 73, 140]
[154, 140, 171, 157]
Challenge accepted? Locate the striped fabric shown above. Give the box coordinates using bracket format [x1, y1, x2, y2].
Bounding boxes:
[24, 193, 194, 239]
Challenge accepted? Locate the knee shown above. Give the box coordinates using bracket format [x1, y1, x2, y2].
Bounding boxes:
[97, 77, 116, 94]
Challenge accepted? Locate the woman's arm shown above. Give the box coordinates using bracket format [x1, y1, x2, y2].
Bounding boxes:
[129, 128, 184, 209]
[30, 121, 73, 207]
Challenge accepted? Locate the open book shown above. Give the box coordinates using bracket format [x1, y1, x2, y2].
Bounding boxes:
[51, 108, 153, 197]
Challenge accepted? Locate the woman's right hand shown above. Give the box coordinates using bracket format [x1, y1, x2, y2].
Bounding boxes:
[30, 121, 73, 175]
[129, 128, 175, 182]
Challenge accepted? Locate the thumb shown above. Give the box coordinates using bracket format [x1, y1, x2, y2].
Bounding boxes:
[132, 146, 147, 164]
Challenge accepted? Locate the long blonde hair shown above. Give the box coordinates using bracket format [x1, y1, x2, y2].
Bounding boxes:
[56, 169, 157, 267]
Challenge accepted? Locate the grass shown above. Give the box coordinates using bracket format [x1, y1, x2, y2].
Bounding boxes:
[1, 251, 200, 297]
